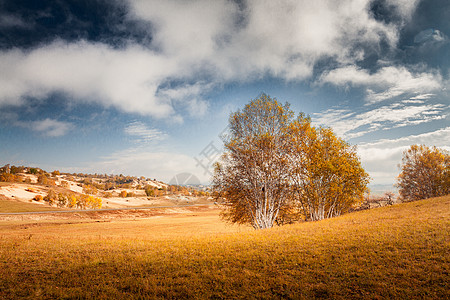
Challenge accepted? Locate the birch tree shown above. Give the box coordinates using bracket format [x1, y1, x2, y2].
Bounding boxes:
[213, 94, 294, 229]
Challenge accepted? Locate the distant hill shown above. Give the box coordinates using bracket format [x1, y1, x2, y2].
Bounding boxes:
[0, 164, 211, 211]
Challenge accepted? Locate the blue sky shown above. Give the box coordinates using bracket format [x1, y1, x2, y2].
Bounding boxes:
[0, 0, 449, 189]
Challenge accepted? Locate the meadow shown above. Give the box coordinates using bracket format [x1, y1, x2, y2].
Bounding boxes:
[0, 195, 448, 299]
[0, 195, 61, 213]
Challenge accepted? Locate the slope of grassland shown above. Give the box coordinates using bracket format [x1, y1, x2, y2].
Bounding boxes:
[0, 195, 61, 213]
[0, 195, 448, 299]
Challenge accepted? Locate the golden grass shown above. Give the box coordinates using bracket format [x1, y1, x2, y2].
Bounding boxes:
[0, 196, 449, 299]
[0, 195, 60, 213]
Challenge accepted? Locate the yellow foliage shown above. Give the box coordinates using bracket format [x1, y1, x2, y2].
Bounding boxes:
[397, 144, 449, 201]
[289, 117, 370, 221]
[68, 195, 77, 208]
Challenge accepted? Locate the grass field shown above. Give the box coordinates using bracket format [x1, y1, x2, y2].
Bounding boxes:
[0, 195, 61, 213]
[0, 195, 448, 299]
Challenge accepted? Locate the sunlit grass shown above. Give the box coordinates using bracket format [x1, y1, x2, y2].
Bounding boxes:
[1, 196, 449, 299]
[0, 196, 60, 213]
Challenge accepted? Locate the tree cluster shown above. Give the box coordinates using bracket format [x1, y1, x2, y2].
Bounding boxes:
[213, 94, 370, 229]
[0, 173, 23, 183]
[40, 190, 102, 209]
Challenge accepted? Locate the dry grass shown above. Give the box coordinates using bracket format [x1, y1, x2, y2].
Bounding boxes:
[0, 195, 60, 213]
[0, 196, 448, 299]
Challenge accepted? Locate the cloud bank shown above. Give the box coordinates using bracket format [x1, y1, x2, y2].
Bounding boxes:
[0, 0, 427, 120]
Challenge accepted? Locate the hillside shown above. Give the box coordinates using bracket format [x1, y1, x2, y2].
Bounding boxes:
[0, 195, 448, 299]
[0, 165, 212, 211]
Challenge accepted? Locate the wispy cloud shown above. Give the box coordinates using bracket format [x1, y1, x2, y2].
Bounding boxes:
[157, 82, 211, 117]
[124, 121, 167, 143]
[319, 66, 442, 103]
[30, 118, 73, 137]
[313, 100, 447, 139]
[0, 111, 73, 137]
[359, 127, 450, 150]
[0, 13, 30, 29]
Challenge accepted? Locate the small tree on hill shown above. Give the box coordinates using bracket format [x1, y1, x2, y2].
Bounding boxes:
[145, 186, 155, 197]
[397, 145, 449, 201]
[68, 194, 77, 208]
[83, 184, 98, 195]
[38, 174, 48, 185]
[44, 190, 57, 206]
[57, 193, 68, 208]
[60, 180, 70, 188]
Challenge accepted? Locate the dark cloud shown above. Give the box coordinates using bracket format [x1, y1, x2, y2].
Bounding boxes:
[369, 0, 406, 25]
[0, 0, 152, 49]
[396, 0, 450, 74]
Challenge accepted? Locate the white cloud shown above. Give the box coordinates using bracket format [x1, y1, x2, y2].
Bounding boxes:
[124, 121, 167, 143]
[222, 0, 403, 80]
[0, 41, 179, 117]
[319, 66, 442, 103]
[30, 118, 73, 137]
[157, 82, 211, 117]
[0, 111, 73, 137]
[0, 110, 75, 137]
[409, 93, 435, 100]
[385, 0, 420, 21]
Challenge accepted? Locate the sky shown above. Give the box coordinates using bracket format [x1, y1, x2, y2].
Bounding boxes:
[0, 0, 449, 190]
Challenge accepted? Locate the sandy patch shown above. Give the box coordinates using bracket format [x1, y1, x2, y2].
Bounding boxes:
[20, 174, 38, 183]
[68, 182, 83, 193]
[0, 184, 45, 201]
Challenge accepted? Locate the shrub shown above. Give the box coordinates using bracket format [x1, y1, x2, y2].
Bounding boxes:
[43, 190, 57, 206]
